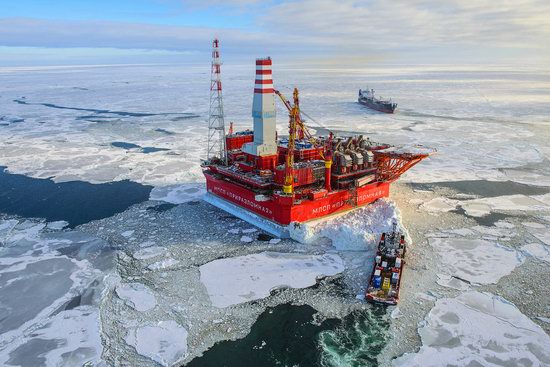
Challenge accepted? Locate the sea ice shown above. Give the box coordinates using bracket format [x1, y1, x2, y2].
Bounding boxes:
[521, 221, 546, 229]
[150, 183, 205, 204]
[390, 307, 403, 319]
[116, 282, 156, 311]
[460, 194, 550, 217]
[419, 197, 458, 213]
[147, 258, 179, 270]
[394, 291, 550, 367]
[290, 199, 403, 251]
[0, 306, 103, 367]
[0, 219, 106, 366]
[133, 246, 165, 260]
[429, 237, 523, 284]
[199, 252, 345, 308]
[46, 220, 69, 230]
[532, 229, 550, 246]
[125, 320, 188, 367]
[521, 243, 550, 264]
[240, 235, 253, 243]
[436, 274, 470, 291]
[121, 230, 135, 238]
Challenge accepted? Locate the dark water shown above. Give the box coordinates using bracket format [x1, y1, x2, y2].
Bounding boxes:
[187, 304, 388, 367]
[410, 180, 550, 197]
[0, 166, 152, 227]
[111, 141, 170, 154]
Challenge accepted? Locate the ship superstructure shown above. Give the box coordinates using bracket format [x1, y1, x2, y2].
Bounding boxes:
[202, 40, 430, 237]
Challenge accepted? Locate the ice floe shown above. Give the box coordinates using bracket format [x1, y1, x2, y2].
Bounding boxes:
[0, 219, 107, 366]
[133, 246, 165, 260]
[419, 197, 458, 213]
[149, 183, 205, 204]
[460, 194, 550, 217]
[46, 220, 69, 230]
[199, 252, 345, 308]
[116, 282, 156, 311]
[240, 235, 253, 243]
[147, 258, 179, 271]
[121, 230, 135, 238]
[521, 243, 550, 264]
[0, 306, 103, 367]
[429, 237, 523, 284]
[125, 320, 188, 367]
[394, 291, 550, 367]
[436, 274, 470, 291]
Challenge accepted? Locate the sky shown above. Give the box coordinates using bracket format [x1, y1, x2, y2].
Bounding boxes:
[1, 0, 549, 66]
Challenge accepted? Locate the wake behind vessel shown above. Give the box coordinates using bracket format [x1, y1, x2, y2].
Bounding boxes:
[358, 88, 397, 113]
[365, 221, 406, 305]
[202, 39, 430, 237]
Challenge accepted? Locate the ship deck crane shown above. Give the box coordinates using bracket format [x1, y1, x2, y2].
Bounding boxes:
[274, 88, 333, 193]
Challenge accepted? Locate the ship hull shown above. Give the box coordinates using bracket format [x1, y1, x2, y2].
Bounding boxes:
[358, 98, 396, 114]
[204, 172, 390, 227]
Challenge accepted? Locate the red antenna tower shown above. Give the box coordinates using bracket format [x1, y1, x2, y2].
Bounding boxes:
[207, 38, 227, 163]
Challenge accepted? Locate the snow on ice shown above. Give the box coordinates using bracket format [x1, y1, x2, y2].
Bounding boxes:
[147, 258, 180, 270]
[1, 307, 103, 367]
[521, 243, 550, 264]
[125, 320, 188, 367]
[290, 199, 403, 251]
[149, 183, 205, 204]
[394, 291, 550, 367]
[460, 194, 550, 217]
[0, 219, 106, 366]
[133, 246, 165, 260]
[199, 252, 345, 308]
[116, 282, 157, 311]
[429, 237, 523, 284]
[418, 197, 458, 213]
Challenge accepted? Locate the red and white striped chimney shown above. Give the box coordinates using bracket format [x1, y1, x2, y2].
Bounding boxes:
[242, 57, 277, 157]
[254, 58, 274, 94]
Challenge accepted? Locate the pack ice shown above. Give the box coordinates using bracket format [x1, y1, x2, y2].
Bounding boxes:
[394, 291, 550, 367]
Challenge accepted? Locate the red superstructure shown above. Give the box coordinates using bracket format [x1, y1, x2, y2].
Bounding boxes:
[202, 40, 431, 237]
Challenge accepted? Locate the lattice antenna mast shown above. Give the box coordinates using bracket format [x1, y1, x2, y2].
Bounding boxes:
[207, 38, 227, 164]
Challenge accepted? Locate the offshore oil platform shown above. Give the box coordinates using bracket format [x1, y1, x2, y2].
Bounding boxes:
[202, 39, 431, 237]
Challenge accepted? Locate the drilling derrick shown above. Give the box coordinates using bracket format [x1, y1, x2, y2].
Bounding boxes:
[207, 38, 227, 164]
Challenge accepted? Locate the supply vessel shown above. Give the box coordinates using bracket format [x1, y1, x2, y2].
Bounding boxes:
[358, 88, 397, 113]
[365, 221, 406, 305]
[202, 39, 430, 237]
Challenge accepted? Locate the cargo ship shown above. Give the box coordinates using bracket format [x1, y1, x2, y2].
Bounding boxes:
[202, 39, 430, 237]
[365, 221, 406, 305]
[358, 88, 397, 113]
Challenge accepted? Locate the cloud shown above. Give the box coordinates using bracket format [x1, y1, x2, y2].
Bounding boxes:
[259, 0, 550, 49]
[0, 0, 549, 65]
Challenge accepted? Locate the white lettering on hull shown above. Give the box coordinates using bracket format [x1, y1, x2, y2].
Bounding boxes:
[211, 186, 273, 215]
[357, 189, 386, 203]
[311, 188, 387, 215]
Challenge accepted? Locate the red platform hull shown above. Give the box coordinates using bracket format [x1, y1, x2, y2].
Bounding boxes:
[204, 172, 390, 225]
